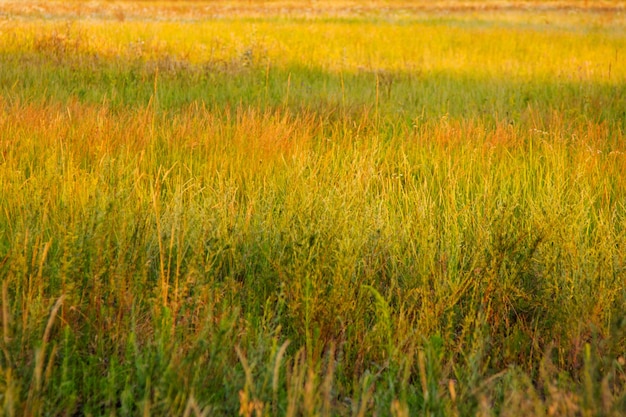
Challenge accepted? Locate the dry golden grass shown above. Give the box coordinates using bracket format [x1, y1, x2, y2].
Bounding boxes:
[1, 1, 625, 415]
[0, 0, 624, 21]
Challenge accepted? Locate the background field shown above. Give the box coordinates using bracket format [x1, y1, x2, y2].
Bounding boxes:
[1, 1, 625, 416]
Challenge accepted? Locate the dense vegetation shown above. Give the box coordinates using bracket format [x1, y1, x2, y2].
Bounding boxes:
[0, 1, 625, 415]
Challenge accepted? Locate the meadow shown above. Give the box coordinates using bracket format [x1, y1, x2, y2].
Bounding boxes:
[0, 1, 625, 415]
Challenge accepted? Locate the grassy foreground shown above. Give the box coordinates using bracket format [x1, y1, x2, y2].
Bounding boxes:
[1, 1, 626, 415]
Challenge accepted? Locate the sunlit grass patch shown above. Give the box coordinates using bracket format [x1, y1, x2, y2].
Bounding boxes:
[1, 1, 626, 416]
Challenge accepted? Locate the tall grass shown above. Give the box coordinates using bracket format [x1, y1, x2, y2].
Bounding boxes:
[1, 1, 625, 415]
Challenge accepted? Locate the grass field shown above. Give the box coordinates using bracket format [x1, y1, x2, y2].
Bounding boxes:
[1, 1, 626, 415]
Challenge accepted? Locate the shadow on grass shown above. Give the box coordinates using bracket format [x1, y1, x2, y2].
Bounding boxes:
[1, 52, 624, 131]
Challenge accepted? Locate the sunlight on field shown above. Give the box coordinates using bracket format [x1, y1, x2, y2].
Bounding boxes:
[1, 3, 625, 78]
[1, 1, 625, 416]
